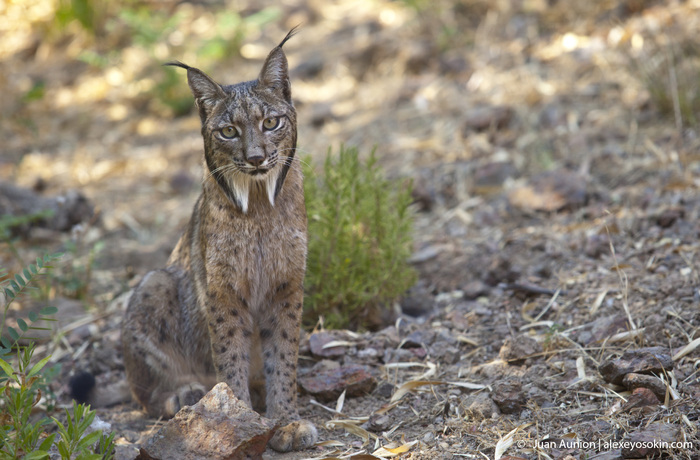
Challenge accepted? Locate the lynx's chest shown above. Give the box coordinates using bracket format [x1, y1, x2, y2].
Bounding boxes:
[198, 189, 307, 312]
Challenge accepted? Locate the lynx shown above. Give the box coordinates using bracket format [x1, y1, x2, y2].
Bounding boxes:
[121, 29, 317, 452]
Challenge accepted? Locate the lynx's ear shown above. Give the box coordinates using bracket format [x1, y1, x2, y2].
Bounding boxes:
[164, 61, 226, 119]
[257, 27, 298, 103]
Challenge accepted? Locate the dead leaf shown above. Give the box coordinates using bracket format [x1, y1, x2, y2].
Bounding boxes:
[494, 423, 533, 460]
[372, 439, 418, 457]
[325, 420, 378, 444]
[673, 337, 700, 361]
[390, 380, 444, 403]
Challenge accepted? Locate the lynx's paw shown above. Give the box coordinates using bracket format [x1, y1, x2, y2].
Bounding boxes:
[163, 383, 208, 417]
[268, 420, 318, 452]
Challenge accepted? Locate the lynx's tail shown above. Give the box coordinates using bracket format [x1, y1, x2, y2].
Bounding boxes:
[69, 371, 132, 408]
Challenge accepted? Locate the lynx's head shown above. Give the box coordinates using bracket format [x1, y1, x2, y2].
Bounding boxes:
[166, 29, 298, 213]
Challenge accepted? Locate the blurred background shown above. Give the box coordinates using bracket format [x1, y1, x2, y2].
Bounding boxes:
[2, 1, 700, 455]
[2, 0, 700, 321]
[3, 0, 700, 297]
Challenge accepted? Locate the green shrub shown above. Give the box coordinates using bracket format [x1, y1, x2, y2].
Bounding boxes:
[303, 146, 416, 330]
[634, 38, 700, 127]
[0, 254, 115, 460]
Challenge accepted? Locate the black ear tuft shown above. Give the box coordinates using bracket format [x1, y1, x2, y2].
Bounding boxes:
[165, 61, 226, 119]
[278, 25, 301, 49]
[257, 27, 299, 103]
[163, 60, 192, 71]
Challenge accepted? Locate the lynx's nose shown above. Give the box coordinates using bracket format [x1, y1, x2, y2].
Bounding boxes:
[247, 154, 265, 167]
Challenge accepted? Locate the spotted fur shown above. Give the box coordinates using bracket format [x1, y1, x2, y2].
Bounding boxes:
[121, 28, 317, 452]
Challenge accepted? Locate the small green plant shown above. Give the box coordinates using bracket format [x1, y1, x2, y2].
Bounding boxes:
[54, 0, 103, 34]
[1, 254, 62, 347]
[303, 146, 417, 330]
[0, 254, 115, 459]
[53, 401, 115, 460]
[0, 211, 55, 266]
[0, 344, 56, 460]
[635, 37, 700, 128]
[51, 240, 104, 301]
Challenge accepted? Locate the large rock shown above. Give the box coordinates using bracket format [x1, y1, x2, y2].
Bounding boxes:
[136, 383, 276, 460]
[598, 347, 673, 385]
[622, 373, 668, 402]
[298, 364, 377, 402]
[0, 181, 94, 234]
[491, 379, 525, 415]
[308, 331, 348, 358]
[620, 422, 680, 458]
[499, 336, 542, 365]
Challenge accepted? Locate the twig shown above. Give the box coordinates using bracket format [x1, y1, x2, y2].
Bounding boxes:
[503, 283, 567, 297]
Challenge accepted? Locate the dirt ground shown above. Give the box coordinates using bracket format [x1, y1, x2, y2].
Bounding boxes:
[1, 0, 700, 458]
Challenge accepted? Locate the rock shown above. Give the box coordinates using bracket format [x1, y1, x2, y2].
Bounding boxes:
[443, 307, 473, 331]
[584, 233, 610, 259]
[309, 331, 347, 358]
[474, 161, 517, 191]
[524, 383, 550, 407]
[410, 347, 428, 359]
[491, 379, 524, 414]
[598, 347, 673, 385]
[577, 315, 629, 346]
[298, 364, 377, 402]
[310, 359, 340, 373]
[374, 382, 394, 399]
[115, 444, 140, 460]
[409, 245, 441, 264]
[400, 283, 434, 317]
[463, 105, 514, 131]
[136, 383, 275, 460]
[0, 181, 95, 234]
[462, 280, 490, 300]
[365, 413, 392, 432]
[402, 330, 435, 348]
[655, 207, 684, 228]
[620, 422, 680, 458]
[622, 373, 668, 402]
[357, 347, 379, 359]
[499, 336, 542, 365]
[620, 387, 660, 413]
[507, 169, 587, 212]
[463, 392, 499, 419]
[429, 341, 460, 364]
[483, 257, 520, 286]
[383, 348, 418, 365]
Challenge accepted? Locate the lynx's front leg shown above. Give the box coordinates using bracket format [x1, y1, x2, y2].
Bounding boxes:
[261, 283, 317, 452]
[205, 288, 254, 407]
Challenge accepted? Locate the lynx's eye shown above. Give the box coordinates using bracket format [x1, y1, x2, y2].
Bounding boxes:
[220, 126, 238, 139]
[262, 117, 280, 131]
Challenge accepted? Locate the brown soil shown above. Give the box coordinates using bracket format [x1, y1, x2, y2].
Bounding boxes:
[2, 0, 699, 459]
